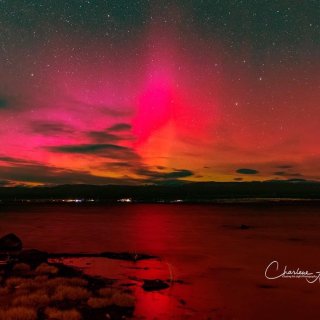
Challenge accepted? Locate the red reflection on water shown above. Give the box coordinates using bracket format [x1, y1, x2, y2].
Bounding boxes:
[128, 205, 175, 254]
[134, 289, 174, 319]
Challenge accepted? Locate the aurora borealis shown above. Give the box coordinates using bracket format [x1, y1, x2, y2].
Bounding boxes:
[0, 1, 319, 186]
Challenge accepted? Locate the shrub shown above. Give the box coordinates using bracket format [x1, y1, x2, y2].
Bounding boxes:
[35, 263, 58, 275]
[34, 275, 48, 283]
[52, 285, 90, 301]
[0, 307, 37, 320]
[112, 292, 135, 308]
[6, 277, 26, 288]
[12, 290, 50, 308]
[12, 264, 31, 274]
[47, 277, 88, 289]
[6, 278, 42, 292]
[87, 297, 112, 309]
[87, 290, 135, 309]
[98, 287, 117, 298]
[0, 286, 9, 295]
[44, 307, 82, 320]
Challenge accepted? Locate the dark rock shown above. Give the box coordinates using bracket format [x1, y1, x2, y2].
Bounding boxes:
[240, 224, 251, 230]
[0, 233, 22, 252]
[18, 249, 48, 266]
[82, 305, 134, 320]
[100, 252, 157, 261]
[120, 283, 136, 287]
[142, 279, 170, 291]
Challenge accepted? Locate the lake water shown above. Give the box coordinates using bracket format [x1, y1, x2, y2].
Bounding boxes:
[1, 203, 320, 319]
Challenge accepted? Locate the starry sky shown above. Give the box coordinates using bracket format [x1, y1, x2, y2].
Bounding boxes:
[0, 0, 319, 186]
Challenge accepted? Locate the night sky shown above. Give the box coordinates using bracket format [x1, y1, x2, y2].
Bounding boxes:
[0, 0, 319, 186]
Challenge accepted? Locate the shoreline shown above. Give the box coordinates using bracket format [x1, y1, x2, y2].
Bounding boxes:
[2, 198, 320, 205]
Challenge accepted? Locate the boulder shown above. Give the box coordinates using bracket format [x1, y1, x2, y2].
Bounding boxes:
[0, 233, 22, 252]
[19, 249, 48, 267]
[142, 279, 170, 291]
[240, 224, 251, 230]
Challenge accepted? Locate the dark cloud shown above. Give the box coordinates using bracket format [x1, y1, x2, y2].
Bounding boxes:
[286, 178, 307, 183]
[46, 143, 140, 161]
[234, 177, 243, 181]
[274, 171, 285, 176]
[108, 123, 132, 132]
[31, 121, 73, 136]
[236, 168, 259, 175]
[0, 163, 137, 185]
[168, 169, 194, 179]
[47, 143, 126, 154]
[156, 166, 166, 170]
[0, 180, 12, 186]
[0, 156, 40, 166]
[87, 131, 120, 143]
[0, 95, 22, 111]
[0, 97, 9, 109]
[136, 168, 194, 180]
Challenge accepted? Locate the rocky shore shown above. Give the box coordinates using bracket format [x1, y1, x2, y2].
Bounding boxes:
[0, 233, 170, 320]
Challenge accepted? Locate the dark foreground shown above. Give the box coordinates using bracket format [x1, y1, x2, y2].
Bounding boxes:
[0, 236, 139, 320]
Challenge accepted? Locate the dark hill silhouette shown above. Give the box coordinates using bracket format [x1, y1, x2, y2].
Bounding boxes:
[1, 181, 320, 202]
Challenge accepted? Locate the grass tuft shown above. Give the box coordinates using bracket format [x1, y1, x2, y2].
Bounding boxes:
[87, 296, 113, 309]
[0, 307, 37, 320]
[0, 287, 9, 295]
[6, 277, 27, 288]
[12, 264, 31, 274]
[52, 285, 90, 301]
[47, 277, 88, 289]
[88, 288, 135, 309]
[1, 264, 135, 318]
[6, 278, 45, 292]
[35, 263, 58, 275]
[98, 287, 117, 298]
[44, 307, 82, 320]
[112, 292, 135, 308]
[12, 290, 50, 308]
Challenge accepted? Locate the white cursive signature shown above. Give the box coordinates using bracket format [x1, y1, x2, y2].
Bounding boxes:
[265, 260, 320, 284]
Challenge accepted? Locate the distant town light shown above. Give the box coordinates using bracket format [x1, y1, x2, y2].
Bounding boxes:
[117, 198, 132, 203]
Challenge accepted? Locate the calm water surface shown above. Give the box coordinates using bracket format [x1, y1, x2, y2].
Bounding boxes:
[1, 203, 320, 319]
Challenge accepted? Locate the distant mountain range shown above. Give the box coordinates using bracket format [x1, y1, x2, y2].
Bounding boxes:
[1, 181, 320, 202]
